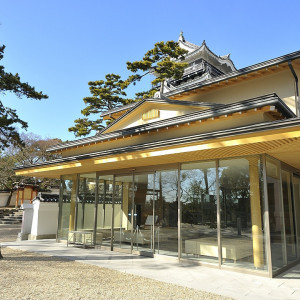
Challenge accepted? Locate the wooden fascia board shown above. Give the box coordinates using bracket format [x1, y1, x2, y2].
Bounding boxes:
[15, 124, 300, 178]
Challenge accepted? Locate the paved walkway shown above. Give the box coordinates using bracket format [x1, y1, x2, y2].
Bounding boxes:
[2, 239, 300, 300]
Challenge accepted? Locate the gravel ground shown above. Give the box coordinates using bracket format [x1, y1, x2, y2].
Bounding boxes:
[0, 224, 232, 300]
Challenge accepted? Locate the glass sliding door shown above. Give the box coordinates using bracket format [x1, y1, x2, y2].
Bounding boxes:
[180, 161, 217, 263]
[282, 170, 297, 263]
[266, 157, 286, 270]
[219, 157, 266, 270]
[97, 175, 114, 246]
[155, 170, 178, 257]
[133, 173, 155, 253]
[113, 175, 134, 250]
[57, 174, 77, 240]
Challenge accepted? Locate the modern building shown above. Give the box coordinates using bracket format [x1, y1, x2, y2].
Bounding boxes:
[15, 34, 300, 277]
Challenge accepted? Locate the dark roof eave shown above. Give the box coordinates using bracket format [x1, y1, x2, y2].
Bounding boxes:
[165, 50, 300, 97]
[100, 103, 137, 117]
[16, 116, 300, 171]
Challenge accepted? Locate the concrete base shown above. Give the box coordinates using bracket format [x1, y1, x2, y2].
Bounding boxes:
[28, 234, 56, 240]
[17, 232, 29, 241]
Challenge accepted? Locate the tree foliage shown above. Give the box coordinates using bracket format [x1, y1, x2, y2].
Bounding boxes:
[0, 133, 61, 205]
[69, 40, 188, 137]
[0, 45, 48, 149]
[69, 74, 135, 137]
[125, 40, 188, 89]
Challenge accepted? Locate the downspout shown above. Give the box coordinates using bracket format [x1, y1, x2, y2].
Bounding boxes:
[288, 61, 299, 117]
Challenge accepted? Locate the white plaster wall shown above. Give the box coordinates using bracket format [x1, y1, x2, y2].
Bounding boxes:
[0, 193, 9, 207]
[20, 204, 33, 234]
[30, 201, 59, 236]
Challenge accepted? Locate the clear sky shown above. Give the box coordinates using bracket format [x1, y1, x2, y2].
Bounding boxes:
[1, 0, 299, 142]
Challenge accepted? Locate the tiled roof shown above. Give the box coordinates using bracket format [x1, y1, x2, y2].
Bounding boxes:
[39, 93, 295, 153]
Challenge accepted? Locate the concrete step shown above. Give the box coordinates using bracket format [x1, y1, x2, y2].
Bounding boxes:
[4, 214, 22, 218]
[0, 220, 20, 224]
[6, 215, 22, 220]
[1, 217, 22, 222]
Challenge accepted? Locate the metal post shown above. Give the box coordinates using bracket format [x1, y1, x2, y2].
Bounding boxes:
[93, 174, 99, 246]
[178, 164, 181, 260]
[81, 178, 86, 230]
[130, 174, 135, 253]
[288, 61, 299, 117]
[74, 174, 79, 231]
[150, 224, 153, 251]
[136, 225, 139, 251]
[56, 175, 64, 242]
[152, 172, 155, 253]
[110, 175, 115, 251]
[103, 180, 106, 229]
[262, 155, 273, 277]
[291, 175, 300, 258]
[158, 226, 160, 254]
[279, 162, 287, 266]
[216, 159, 222, 269]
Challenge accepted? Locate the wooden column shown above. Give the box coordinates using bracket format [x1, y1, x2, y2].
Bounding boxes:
[21, 190, 24, 205]
[30, 188, 33, 204]
[15, 190, 19, 207]
[248, 157, 264, 268]
[69, 176, 77, 231]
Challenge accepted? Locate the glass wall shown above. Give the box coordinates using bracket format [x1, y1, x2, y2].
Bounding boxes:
[97, 175, 114, 246]
[155, 170, 178, 257]
[266, 157, 286, 270]
[281, 170, 297, 263]
[133, 173, 155, 253]
[76, 173, 96, 232]
[292, 175, 300, 255]
[113, 175, 133, 250]
[57, 174, 77, 240]
[58, 154, 300, 276]
[180, 161, 217, 263]
[219, 157, 266, 270]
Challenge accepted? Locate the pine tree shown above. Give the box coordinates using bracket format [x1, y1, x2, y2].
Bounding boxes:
[70, 40, 188, 137]
[68, 73, 135, 137]
[0, 45, 48, 149]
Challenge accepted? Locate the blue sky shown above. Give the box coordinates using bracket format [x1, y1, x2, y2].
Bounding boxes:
[1, 0, 299, 142]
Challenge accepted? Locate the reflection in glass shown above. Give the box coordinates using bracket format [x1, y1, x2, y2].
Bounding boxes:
[57, 174, 77, 240]
[155, 170, 178, 256]
[293, 176, 300, 256]
[133, 173, 154, 253]
[97, 175, 113, 246]
[180, 161, 217, 263]
[282, 170, 297, 263]
[76, 174, 96, 234]
[113, 175, 133, 250]
[267, 158, 286, 270]
[219, 157, 266, 270]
